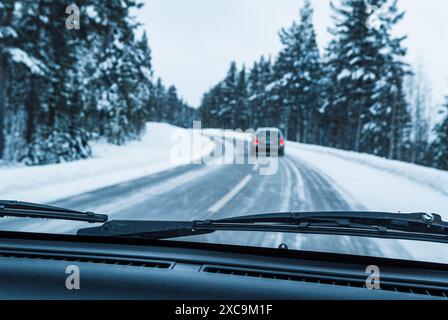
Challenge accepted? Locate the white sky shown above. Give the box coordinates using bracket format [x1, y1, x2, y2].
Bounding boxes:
[135, 0, 448, 110]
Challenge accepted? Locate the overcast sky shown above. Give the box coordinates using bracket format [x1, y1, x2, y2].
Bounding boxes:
[135, 0, 448, 110]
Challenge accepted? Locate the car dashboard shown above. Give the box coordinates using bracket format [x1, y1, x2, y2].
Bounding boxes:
[0, 231, 447, 300]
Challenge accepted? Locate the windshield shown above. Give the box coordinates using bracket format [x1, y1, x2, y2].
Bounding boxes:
[0, 0, 447, 264]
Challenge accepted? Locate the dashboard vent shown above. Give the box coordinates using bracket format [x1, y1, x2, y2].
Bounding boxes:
[0, 251, 173, 269]
[203, 266, 448, 298]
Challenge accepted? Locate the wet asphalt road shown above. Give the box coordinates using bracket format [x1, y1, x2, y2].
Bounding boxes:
[0, 136, 411, 259]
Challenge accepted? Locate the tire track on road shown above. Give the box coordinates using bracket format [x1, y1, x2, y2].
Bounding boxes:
[286, 153, 411, 259]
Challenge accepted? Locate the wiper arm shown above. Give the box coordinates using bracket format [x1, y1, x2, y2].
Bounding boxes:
[78, 220, 214, 239]
[0, 200, 108, 223]
[77, 211, 448, 245]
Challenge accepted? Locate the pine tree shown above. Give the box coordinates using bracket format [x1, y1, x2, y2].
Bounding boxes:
[246, 56, 274, 129]
[430, 98, 448, 170]
[1, 0, 50, 163]
[0, 0, 169, 164]
[256, 56, 275, 128]
[166, 86, 179, 124]
[0, 0, 17, 158]
[247, 61, 261, 129]
[150, 78, 165, 121]
[275, 0, 323, 142]
[324, 0, 411, 159]
[325, 0, 384, 152]
[37, 1, 91, 164]
[200, 83, 223, 128]
[136, 31, 154, 128]
[235, 65, 248, 129]
[221, 62, 238, 128]
[378, 0, 411, 160]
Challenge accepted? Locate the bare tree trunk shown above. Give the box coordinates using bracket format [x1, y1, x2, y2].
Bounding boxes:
[389, 103, 397, 159]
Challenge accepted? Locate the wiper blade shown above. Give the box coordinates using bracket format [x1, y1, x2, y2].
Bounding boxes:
[0, 200, 108, 223]
[218, 211, 448, 233]
[77, 211, 448, 245]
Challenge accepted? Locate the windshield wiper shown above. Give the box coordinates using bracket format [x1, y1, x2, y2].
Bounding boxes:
[77, 211, 448, 245]
[0, 200, 108, 223]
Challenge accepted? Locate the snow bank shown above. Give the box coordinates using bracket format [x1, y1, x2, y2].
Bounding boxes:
[288, 142, 448, 216]
[297, 144, 448, 197]
[0, 122, 213, 203]
[288, 142, 448, 263]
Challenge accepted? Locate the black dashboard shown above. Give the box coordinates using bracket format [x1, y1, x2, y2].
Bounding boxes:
[0, 231, 447, 300]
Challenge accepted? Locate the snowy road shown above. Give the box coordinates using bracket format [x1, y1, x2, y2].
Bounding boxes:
[0, 135, 412, 260]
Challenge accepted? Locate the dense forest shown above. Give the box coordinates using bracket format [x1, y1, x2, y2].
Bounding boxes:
[0, 0, 447, 171]
[0, 0, 195, 165]
[200, 0, 448, 171]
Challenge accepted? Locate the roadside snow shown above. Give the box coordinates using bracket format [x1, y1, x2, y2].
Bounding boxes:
[288, 143, 448, 215]
[288, 142, 448, 263]
[0, 122, 213, 203]
[6, 48, 47, 76]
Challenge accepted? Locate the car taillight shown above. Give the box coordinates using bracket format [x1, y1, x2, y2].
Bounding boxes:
[279, 138, 285, 146]
[253, 138, 259, 146]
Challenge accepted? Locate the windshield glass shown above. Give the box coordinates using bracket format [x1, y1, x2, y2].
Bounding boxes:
[0, 0, 447, 264]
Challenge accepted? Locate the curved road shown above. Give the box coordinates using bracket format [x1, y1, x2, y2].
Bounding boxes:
[0, 136, 410, 259]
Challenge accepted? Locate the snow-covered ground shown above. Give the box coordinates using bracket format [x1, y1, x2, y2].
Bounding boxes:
[0, 122, 213, 203]
[287, 142, 448, 263]
[287, 142, 448, 216]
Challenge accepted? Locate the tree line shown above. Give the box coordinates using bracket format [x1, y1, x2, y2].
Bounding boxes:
[0, 0, 195, 165]
[200, 0, 448, 171]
